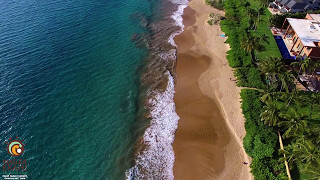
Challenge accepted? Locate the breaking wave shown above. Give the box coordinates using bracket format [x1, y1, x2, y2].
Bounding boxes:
[126, 0, 188, 178]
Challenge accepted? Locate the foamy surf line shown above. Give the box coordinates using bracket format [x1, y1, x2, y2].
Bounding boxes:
[169, 3, 188, 46]
[126, 1, 187, 179]
[126, 73, 179, 180]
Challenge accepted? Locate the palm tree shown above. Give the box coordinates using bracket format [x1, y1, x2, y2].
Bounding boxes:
[302, 164, 320, 180]
[253, 8, 264, 31]
[261, 102, 281, 126]
[280, 142, 295, 168]
[310, 60, 320, 77]
[246, 8, 263, 31]
[292, 137, 320, 180]
[258, 0, 269, 8]
[291, 58, 314, 76]
[259, 34, 269, 45]
[258, 57, 284, 73]
[281, 140, 320, 172]
[258, 57, 285, 88]
[278, 109, 308, 139]
[279, 89, 308, 109]
[240, 33, 261, 53]
[292, 140, 320, 166]
[309, 93, 320, 119]
[278, 71, 295, 93]
[309, 125, 320, 146]
[278, 131, 293, 179]
[259, 85, 278, 103]
[247, 8, 257, 30]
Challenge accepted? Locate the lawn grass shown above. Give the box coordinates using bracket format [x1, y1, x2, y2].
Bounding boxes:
[247, 0, 282, 59]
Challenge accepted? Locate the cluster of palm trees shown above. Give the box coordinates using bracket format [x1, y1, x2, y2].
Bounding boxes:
[246, 0, 271, 31]
[246, 7, 263, 31]
[259, 57, 295, 93]
[227, 0, 320, 177]
[292, 57, 320, 92]
[282, 137, 320, 179]
[240, 33, 269, 54]
[258, 57, 320, 179]
[242, 5, 270, 60]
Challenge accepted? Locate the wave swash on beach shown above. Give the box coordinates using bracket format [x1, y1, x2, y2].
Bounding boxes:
[126, 0, 188, 179]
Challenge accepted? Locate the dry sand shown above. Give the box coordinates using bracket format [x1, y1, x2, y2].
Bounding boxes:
[172, 0, 253, 179]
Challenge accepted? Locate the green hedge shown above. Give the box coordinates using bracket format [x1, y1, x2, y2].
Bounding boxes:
[204, 0, 225, 10]
[234, 68, 265, 89]
[250, 158, 287, 180]
[218, 0, 288, 179]
[240, 89, 286, 179]
[270, 10, 320, 28]
[241, 90, 276, 159]
[227, 49, 252, 68]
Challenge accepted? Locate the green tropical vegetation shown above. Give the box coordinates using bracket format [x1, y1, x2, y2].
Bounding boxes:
[213, 0, 320, 179]
[205, 0, 225, 10]
[246, 0, 282, 59]
[207, 12, 223, 25]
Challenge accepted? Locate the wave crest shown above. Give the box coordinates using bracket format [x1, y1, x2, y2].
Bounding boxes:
[126, 73, 179, 180]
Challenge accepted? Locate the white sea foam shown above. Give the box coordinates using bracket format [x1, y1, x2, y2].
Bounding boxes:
[168, 3, 188, 46]
[158, 49, 176, 61]
[126, 73, 179, 180]
[126, 1, 188, 179]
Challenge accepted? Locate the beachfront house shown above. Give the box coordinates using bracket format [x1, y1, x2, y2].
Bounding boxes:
[281, 13, 320, 60]
[270, 0, 320, 13]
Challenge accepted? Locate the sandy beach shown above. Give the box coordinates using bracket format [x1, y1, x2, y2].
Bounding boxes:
[172, 0, 253, 179]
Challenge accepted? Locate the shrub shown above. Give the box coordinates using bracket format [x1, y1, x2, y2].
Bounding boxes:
[234, 68, 265, 89]
[207, 19, 213, 25]
[240, 89, 263, 124]
[240, 89, 284, 179]
[269, 10, 320, 28]
[251, 128, 277, 159]
[250, 158, 277, 180]
[208, 13, 223, 25]
[209, 13, 215, 18]
[204, 0, 225, 10]
[227, 49, 252, 68]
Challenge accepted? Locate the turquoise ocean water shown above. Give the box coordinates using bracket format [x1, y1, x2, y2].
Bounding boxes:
[0, 0, 187, 179]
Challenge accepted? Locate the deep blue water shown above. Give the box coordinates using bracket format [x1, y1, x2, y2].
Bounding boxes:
[0, 0, 156, 179]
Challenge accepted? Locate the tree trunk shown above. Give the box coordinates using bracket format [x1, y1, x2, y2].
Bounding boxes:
[297, 65, 302, 79]
[310, 102, 313, 119]
[251, 50, 256, 64]
[255, 12, 260, 32]
[278, 131, 292, 180]
[286, 96, 292, 109]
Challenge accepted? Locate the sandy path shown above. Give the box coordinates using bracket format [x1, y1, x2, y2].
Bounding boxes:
[172, 0, 253, 179]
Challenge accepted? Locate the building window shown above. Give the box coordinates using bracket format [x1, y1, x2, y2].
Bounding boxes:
[297, 43, 303, 51]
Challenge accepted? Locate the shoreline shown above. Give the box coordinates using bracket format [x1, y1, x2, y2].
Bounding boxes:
[172, 0, 253, 179]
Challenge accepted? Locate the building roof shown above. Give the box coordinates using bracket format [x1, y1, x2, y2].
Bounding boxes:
[287, 18, 320, 47]
[280, 0, 290, 5]
[309, 14, 320, 22]
[278, 0, 320, 10]
[288, 2, 307, 9]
